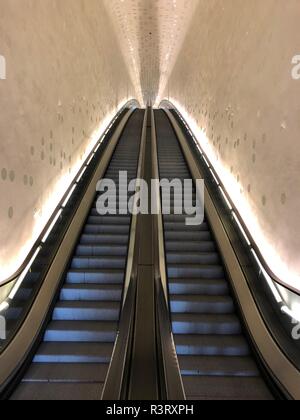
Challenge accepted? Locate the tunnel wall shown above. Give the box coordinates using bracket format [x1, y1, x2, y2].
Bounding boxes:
[163, 0, 300, 290]
[0, 0, 136, 284]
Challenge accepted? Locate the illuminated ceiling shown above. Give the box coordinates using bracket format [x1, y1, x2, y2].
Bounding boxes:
[104, 0, 198, 106]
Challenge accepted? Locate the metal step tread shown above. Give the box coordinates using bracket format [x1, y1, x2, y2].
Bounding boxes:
[169, 278, 229, 295]
[75, 244, 128, 256]
[182, 376, 274, 400]
[34, 342, 114, 363]
[54, 300, 120, 309]
[11, 383, 104, 401]
[45, 320, 118, 333]
[175, 334, 250, 356]
[22, 363, 109, 383]
[178, 355, 260, 377]
[172, 315, 241, 335]
[60, 287, 122, 302]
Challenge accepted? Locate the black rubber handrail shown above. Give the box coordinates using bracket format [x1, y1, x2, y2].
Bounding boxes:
[151, 107, 186, 401]
[159, 100, 299, 297]
[101, 273, 137, 400]
[102, 109, 148, 400]
[0, 100, 139, 290]
[154, 275, 186, 400]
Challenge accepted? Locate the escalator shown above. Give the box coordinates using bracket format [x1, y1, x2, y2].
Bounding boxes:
[2, 105, 299, 401]
[10, 110, 145, 400]
[154, 110, 274, 400]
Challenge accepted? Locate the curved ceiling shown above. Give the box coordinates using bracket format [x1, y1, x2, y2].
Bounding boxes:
[104, 0, 198, 106]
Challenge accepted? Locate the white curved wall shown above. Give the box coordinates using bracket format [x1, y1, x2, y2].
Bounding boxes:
[163, 0, 300, 290]
[1, 0, 299, 292]
[0, 0, 136, 284]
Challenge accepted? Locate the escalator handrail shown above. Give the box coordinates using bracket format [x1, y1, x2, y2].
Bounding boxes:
[102, 109, 148, 400]
[122, 109, 149, 305]
[150, 108, 169, 307]
[101, 273, 137, 400]
[155, 274, 186, 401]
[151, 107, 186, 401]
[0, 99, 140, 291]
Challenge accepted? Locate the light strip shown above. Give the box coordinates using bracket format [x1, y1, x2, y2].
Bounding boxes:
[86, 153, 95, 167]
[41, 209, 63, 243]
[202, 156, 210, 168]
[94, 143, 101, 153]
[232, 212, 251, 246]
[251, 249, 283, 304]
[76, 166, 88, 183]
[61, 185, 77, 208]
[209, 168, 220, 186]
[197, 144, 203, 155]
[8, 247, 42, 300]
[218, 186, 233, 211]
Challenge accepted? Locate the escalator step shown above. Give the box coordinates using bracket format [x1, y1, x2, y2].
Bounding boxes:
[169, 279, 229, 295]
[164, 223, 208, 232]
[167, 252, 220, 265]
[22, 363, 109, 383]
[172, 313, 242, 335]
[80, 234, 129, 245]
[34, 342, 114, 364]
[66, 269, 124, 284]
[71, 256, 126, 270]
[44, 321, 117, 342]
[75, 244, 127, 257]
[170, 295, 234, 314]
[52, 301, 120, 321]
[60, 284, 123, 301]
[168, 264, 225, 279]
[175, 334, 250, 357]
[179, 355, 260, 377]
[182, 376, 273, 400]
[83, 225, 130, 235]
[11, 383, 103, 401]
[165, 231, 212, 241]
[87, 214, 131, 223]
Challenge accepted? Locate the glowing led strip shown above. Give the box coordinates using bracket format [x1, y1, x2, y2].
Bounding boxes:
[41, 209, 63, 244]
